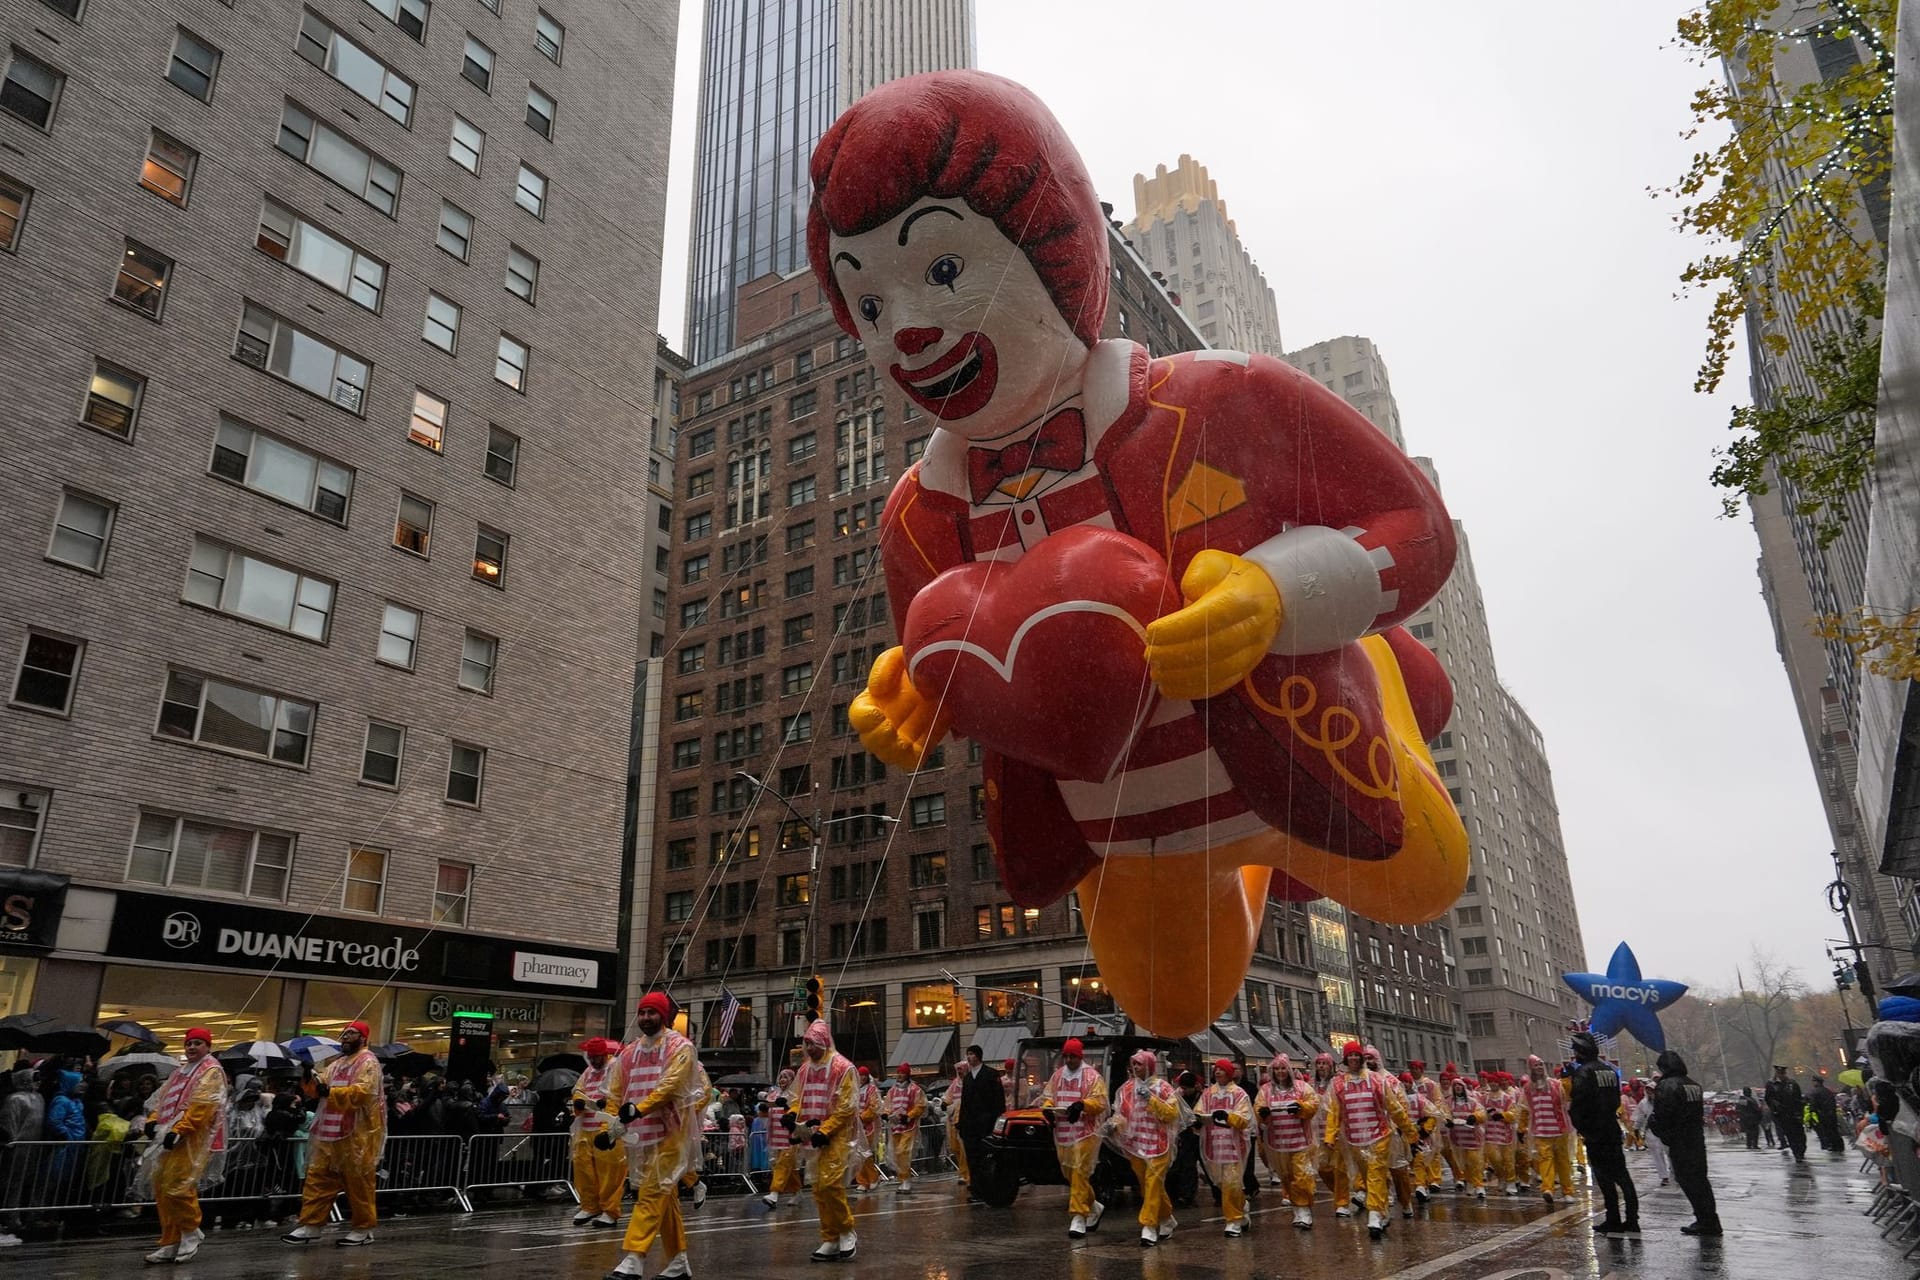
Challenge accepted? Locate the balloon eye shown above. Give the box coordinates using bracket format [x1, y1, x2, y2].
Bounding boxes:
[859, 295, 882, 323]
[926, 255, 964, 289]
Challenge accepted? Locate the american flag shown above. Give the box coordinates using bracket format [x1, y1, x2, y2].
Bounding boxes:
[716, 987, 742, 1045]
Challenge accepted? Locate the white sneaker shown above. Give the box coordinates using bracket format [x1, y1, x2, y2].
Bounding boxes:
[691, 1182, 707, 1208]
[608, 1255, 646, 1278]
[1293, 1207, 1313, 1229]
[338, 1230, 374, 1247]
[280, 1225, 323, 1244]
[1268, 1176, 1282, 1187]
[573, 1211, 595, 1226]
[1335, 1205, 1353, 1218]
[837, 1231, 857, 1260]
[659, 1252, 691, 1279]
[1367, 1210, 1385, 1239]
[174, 1229, 204, 1262]
[762, 1192, 779, 1208]
[810, 1240, 840, 1262]
[1157, 1216, 1176, 1238]
[145, 1245, 178, 1264]
[896, 1181, 913, 1194]
[1223, 1221, 1245, 1237]
[1067, 1215, 1087, 1239]
[1086, 1200, 1106, 1231]
[593, 1213, 618, 1227]
[0, 1234, 22, 1248]
[1475, 1187, 1486, 1201]
[1139, 1226, 1158, 1247]
[1351, 1191, 1368, 1209]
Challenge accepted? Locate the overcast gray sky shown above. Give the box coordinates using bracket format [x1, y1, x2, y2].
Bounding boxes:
[655, 2, 1848, 998]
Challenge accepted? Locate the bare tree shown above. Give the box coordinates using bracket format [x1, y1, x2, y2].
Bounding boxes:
[1725, 950, 1808, 1084]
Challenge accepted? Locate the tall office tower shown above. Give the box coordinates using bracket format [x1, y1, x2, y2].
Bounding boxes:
[681, 0, 975, 365]
[1731, 20, 1912, 976]
[0, 0, 675, 1064]
[648, 231, 1347, 1079]
[1125, 154, 1284, 358]
[1284, 337, 1587, 1073]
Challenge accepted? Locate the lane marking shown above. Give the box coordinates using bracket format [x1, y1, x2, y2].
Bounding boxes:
[509, 1199, 967, 1252]
[1382, 1205, 1592, 1279]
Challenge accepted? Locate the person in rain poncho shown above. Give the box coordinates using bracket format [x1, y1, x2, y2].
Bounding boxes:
[1521, 1053, 1576, 1206]
[850, 1067, 882, 1193]
[1114, 1048, 1180, 1248]
[1444, 1076, 1488, 1199]
[282, 1020, 385, 1247]
[139, 1028, 228, 1264]
[1256, 1053, 1320, 1229]
[792, 1019, 859, 1262]
[570, 1037, 624, 1228]
[1037, 1037, 1108, 1239]
[760, 1068, 799, 1208]
[1198, 1059, 1255, 1237]
[885, 1064, 925, 1195]
[1323, 1041, 1415, 1242]
[602, 993, 704, 1280]
[1481, 1071, 1523, 1196]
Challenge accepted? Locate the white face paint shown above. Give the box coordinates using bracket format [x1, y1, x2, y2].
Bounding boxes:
[829, 197, 1089, 442]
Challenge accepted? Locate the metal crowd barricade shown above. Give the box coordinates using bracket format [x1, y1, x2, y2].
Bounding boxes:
[700, 1128, 760, 1195]
[0, 1139, 114, 1215]
[373, 1133, 472, 1214]
[463, 1130, 574, 1203]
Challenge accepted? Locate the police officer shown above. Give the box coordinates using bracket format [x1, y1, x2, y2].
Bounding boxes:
[1650, 1050, 1721, 1237]
[1568, 1031, 1637, 1235]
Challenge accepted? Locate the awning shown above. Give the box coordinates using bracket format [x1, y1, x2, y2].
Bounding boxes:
[1060, 1015, 1129, 1039]
[1216, 1022, 1274, 1061]
[1189, 1026, 1238, 1060]
[967, 1024, 1027, 1066]
[887, 1026, 957, 1070]
[1272, 1029, 1320, 1060]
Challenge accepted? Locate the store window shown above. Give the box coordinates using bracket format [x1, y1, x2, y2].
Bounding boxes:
[0, 955, 37, 1023]
[97, 965, 281, 1051]
[903, 981, 967, 1029]
[833, 985, 884, 1066]
[976, 972, 1039, 1025]
[1065, 969, 1116, 1016]
[299, 980, 395, 1043]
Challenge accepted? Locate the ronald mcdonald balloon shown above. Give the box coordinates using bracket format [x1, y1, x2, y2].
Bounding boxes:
[814, 70, 1469, 1037]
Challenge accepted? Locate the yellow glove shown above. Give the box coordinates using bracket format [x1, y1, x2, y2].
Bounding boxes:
[849, 646, 951, 771]
[1143, 550, 1282, 700]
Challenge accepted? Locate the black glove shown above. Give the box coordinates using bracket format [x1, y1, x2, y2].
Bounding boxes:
[1211, 1109, 1230, 1127]
[1468, 1115, 1479, 1126]
[593, 1131, 616, 1151]
[144, 1121, 158, 1140]
[1258, 1106, 1272, 1120]
[619, 1102, 641, 1124]
[781, 1112, 797, 1133]
[163, 1131, 180, 1150]
[572, 1098, 588, 1113]
[1064, 1101, 1084, 1123]
[809, 1129, 830, 1148]
[314, 1082, 331, 1099]
[1041, 1107, 1058, 1125]
[1284, 1102, 1301, 1114]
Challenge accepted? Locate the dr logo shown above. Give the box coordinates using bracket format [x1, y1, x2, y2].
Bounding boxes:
[162, 912, 202, 949]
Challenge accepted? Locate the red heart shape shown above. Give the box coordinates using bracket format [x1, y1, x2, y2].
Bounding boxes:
[902, 526, 1179, 781]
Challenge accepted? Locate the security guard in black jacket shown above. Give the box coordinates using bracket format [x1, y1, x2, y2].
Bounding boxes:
[1567, 1031, 1638, 1234]
[1650, 1050, 1721, 1236]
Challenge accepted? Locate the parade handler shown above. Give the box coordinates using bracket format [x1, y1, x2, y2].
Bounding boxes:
[570, 1037, 624, 1228]
[1198, 1059, 1254, 1237]
[1522, 1054, 1576, 1205]
[761, 1069, 799, 1208]
[793, 1019, 859, 1262]
[1114, 1049, 1181, 1247]
[1256, 1053, 1319, 1229]
[138, 1027, 227, 1264]
[851, 1067, 882, 1192]
[887, 1064, 926, 1194]
[603, 993, 704, 1280]
[1323, 1041, 1415, 1241]
[283, 1020, 384, 1247]
[1038, 1037, 1108, 1239]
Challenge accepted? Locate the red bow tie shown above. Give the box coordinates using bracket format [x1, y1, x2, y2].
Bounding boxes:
[966, 408, 1087, 503]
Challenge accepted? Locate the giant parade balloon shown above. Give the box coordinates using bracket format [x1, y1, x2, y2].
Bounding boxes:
[1562, 942, 1689, 1052]
[811, 70, 1470, 1037]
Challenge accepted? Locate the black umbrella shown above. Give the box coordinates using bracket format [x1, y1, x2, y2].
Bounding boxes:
[715, 1072, 770, 1089]
[537, 1052, 587, 1074]
[0, 1012, 63, 1051]
[1884, 972, 1920, 998]
[529, 1067, 580, 1093]
[25, 1023, 111, 1057]
[99, 1020, 164, 1049]
[371, 1044, 439, 1077]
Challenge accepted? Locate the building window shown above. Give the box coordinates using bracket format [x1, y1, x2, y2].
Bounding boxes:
[534, 9, 563, 61]
[782, 712, 812, 744]
[296, 11, 414, 123]
[48, 490, 115, 572]
[166, 29, 220, 101]
[914, 905, 944, 950]
[484, 424, 519, 485]
[514, 164, 546, 217]
[377, 602, 420, 668]
[787, 475, 816, 506]
[688, 427, 714, 457]
[344, 846, 386, 913]
[257, 200, 385, 310]
[157, 670, 315, 766]
[393, 492, 433, 554]
[210, 416, 353, 522]
[472, 526, 507, 585]
[113, 240, 172, 319]
[909, 793, 945, 828]
[12, 633, 82, 714]
[361, 720, 405, 786]
[785, 566, 814, 598]
[82, 362, 143, 437]
[408, 389, 448, 452]
[446, 742, 485, 805]
[682, 552, 710, 584]
[910, 850, 947, 888]
[461, 35, 493, 90]
[0, 173, 26, 251]
[184, 538, 335, 641]
[436, 202, 473, 259]
[664, 890, 693, 923]
[433, 862, 472, 924]
[505, 245, 538, 301]
[0, 787, 47, 867]
[525, 84, 555, 138]
[665, 837, 694, 870]
[235, 301, 371, 412]
[495, 334, 528, 390]
[449, 115, 483, 172]
[1, 49, 63, 128]
[423, 293, 461, 352]
[459, 629, 498, 693]
[140, 131, 197, 205]
[275, 101, 401, 215]
[671, 738, 700, 769]
[971, 844, 996, 882]
[128, 813, 294, 901]
[363, 0, 429, 40]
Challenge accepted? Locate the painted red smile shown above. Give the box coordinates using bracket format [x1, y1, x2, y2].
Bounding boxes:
[891, 332, 998, 421]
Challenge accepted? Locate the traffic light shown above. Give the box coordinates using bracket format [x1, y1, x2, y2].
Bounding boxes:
[805, 975, 825, 1022]
[1835, 963, 1855, 991]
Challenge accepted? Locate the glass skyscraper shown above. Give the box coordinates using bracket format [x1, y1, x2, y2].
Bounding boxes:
[684, 0, 975, 364]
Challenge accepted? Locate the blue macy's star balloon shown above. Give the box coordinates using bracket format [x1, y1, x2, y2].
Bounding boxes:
[1562, 942, 1689, 1052]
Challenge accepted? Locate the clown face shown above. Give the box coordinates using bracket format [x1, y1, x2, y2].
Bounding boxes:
[828, 197, 1088, 439]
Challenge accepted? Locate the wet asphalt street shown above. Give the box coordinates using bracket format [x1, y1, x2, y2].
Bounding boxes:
[8, 1142, 1908, 1279]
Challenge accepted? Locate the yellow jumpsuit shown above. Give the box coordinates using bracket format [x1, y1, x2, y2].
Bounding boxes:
[570, 1062, 626, 1218]
[1409, 1079, 1446, 1189]
[1314, 1070, 1351, 1206]
[1521, 1076, 1576, 1198]
[795, 1053, 858, 1243]
[886, 1080, 925, 1183]
[145, 1057, 227, 1246]
[1323, 1069, 1415, 1217]
[1038, 1064, 1109, 1217]
[1254, 1078, 1319, 1207]
[1116, 1076, 1179, 1229]
[767, 1084, 802, 1194]
[1199, 1082, 1255, 1227]
[1482, 1088, 1519, 1188]
[1444, 1090, 1488, 1191]
[852, 1080, 882, 1190]
[608, 1029, 701, 1260]
[298, 1049, 386, 1231]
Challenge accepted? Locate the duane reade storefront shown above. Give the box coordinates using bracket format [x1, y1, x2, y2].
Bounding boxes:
[52, 889, 617, 1070]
